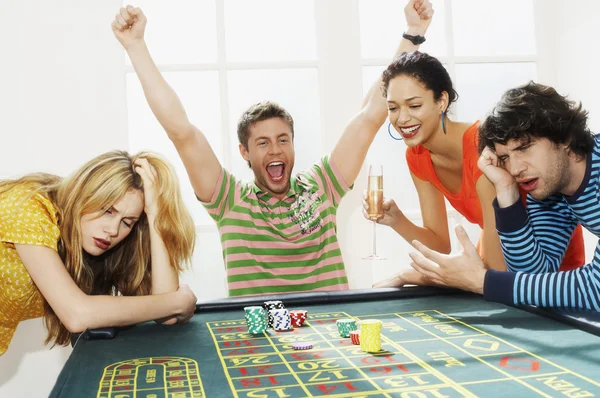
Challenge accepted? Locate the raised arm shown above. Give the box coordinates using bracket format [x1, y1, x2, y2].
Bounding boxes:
[331, 0, 433, 186]
[112, 6, 221, 202]
[16, 245, 197, 333]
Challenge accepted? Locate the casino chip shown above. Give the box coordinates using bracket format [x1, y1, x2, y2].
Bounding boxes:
[336, 318, 358, 338]
[244, 306, 267, 334]
[350, 330, 360, 345]
[263, 300, 285, 328]
[289, 310, 308, 327]
[269, 308, 292, 331]
[292, 342, 313, 350]
[360, 319, 382, 352]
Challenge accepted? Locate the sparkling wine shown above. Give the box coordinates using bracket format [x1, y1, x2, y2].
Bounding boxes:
[367, 175, 383, 220]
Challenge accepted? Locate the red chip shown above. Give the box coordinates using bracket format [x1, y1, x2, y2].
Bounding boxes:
[289, 310, 307, 327]
[350, 330, 360, 345]
[291, 318, 305, 327]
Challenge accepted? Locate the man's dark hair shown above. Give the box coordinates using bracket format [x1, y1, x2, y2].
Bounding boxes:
[237, 101, 294, 150]
[478, 81, 594, 158]
[381, 51, 458, 112]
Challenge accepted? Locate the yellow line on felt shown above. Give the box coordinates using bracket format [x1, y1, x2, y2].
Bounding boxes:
[96, 365, 112, 398]
[161, 361, 167, 398]
[133, 361, 139, 398]
[184, 359, 207, 398]
[458, 371, 569, 386]
[207, 322, 240, 398]
[235, 380, 447, 395]
[344, 311, 475, 396]
[397, 313, 552, 397]
[379, 331, 477, 397]
[343, 310, 466, 397]
[260, 325, 314, 397]
[305, 313, 393, 398]
[435, 310, 600, 388]
[350, 310, 438, 318]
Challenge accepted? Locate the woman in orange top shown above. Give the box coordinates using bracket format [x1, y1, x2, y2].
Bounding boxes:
[364, 51, 584, 287]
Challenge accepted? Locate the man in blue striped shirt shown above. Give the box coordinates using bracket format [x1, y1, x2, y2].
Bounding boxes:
[408, 81, 600, 311]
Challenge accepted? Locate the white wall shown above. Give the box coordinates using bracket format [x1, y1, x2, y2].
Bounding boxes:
[551, 1, 600, 133]
[554, 0, 600, 261]
[0, 0, 126, 395]
[535, 0, 600, 262]
[1, 1, 600, 397]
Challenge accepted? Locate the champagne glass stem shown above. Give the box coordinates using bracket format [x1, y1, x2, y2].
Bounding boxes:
[372, 221, 377, 256]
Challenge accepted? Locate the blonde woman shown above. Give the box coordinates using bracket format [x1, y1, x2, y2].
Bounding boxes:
[0, 150, 197, 355]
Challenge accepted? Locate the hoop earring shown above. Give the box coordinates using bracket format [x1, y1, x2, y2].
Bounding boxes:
[441, 112, 447, 135]
[388, 122, 403, 141]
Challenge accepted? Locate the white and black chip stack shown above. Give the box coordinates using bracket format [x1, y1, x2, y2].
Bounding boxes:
[263, 300, 286, 328]
[269, 308, 292, 331]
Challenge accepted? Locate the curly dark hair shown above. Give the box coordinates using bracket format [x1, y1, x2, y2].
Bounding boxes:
[478, 81, 594, 158]
[381, 51, 458, 112]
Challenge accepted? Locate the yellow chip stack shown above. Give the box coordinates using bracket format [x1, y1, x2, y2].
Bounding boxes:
[360, 319, 383, 352]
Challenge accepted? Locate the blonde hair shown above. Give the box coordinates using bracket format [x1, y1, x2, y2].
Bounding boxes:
[0, 150, 196, 347]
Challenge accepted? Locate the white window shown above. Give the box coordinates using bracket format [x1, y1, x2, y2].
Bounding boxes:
[124, 0, 539, 296]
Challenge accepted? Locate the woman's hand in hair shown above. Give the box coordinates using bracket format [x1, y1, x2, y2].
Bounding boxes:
[134, 158, 159, 219]
[362, 190, 404, 228]
[111, 5, 147, 50]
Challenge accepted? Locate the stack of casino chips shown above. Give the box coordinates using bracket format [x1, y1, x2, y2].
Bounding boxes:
[269, 308, 292, 331]
[263, 300, 285, 328]
[350, 330, 360, 345]
[336, 319, 358, 338]
[289, 310, 308, 327]
[360, 319, 382, 352]
[244, 306, 268, 334]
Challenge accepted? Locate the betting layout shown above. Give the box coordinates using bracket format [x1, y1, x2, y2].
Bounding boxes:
[207, 303, 600, 398]
[97, 357, 205, 398]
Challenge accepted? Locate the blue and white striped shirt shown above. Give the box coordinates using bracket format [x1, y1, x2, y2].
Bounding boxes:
[484, 136, 600, 310]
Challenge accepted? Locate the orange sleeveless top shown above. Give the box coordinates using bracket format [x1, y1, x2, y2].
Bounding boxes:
[406, 122, 584, 271]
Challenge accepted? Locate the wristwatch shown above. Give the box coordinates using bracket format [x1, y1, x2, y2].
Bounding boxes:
[402, 32, 426, 45]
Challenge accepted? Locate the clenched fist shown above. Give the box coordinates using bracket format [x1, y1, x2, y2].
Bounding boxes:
[111, 5, 147, 50]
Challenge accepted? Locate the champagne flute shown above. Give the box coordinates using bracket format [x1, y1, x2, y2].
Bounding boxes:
[363, 164, 386, 260]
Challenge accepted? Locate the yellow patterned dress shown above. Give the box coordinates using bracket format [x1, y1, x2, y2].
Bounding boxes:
[0, 185, 60, 355]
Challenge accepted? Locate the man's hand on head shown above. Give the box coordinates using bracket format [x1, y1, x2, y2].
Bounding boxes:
[478, 147, 520, 208]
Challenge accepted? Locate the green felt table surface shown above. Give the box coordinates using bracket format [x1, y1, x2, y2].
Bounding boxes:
[50, 288, 600, 398]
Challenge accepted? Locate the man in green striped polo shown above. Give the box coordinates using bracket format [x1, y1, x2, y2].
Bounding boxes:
[116, 1, 433, 295]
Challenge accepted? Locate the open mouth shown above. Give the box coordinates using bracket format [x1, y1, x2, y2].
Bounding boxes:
[266, 161, 285, 183]
[94, 238, 110, 250]
[400, 124, 421, 139]
[518, 178, 538, 192]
